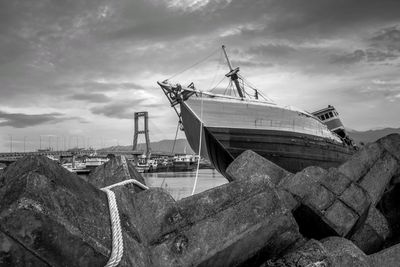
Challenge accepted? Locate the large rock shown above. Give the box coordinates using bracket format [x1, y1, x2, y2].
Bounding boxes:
[0, 155, 301, 267]
[0, 156, 149, 267]
[87, 155, 146, 190]
[262, 239, 329, 267]
[350, 206, 390, 254]
[358, 152, 398, 205]
[279, 167, 370, 239]
[338, 142, 385, 183]
[0, 230, 48, 266]
[149, 175, 301, 267]
[321, 237, 371, 267]
[263, 237, 371, 267]
[226, 150, 291, 184]
[338, 134, 400, 205]
[370, 242, 400, 267]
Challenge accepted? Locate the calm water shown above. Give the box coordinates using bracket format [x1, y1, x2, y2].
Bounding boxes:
[142, 169, 228, 200]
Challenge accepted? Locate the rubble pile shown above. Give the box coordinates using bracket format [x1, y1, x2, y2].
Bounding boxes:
[0, 134, 400, 266]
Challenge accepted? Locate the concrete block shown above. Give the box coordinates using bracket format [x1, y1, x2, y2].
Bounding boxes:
[0, 156, 150, 267]
[321, 237, 371, 267]
[264, 237, 372, 267]
[321, 168, 351, 195]
[279, 166, 327, 199]
[350, 207, 390, 254]
[262, 239, 329, 267]
[226, 150, 291, 184]
[359, 152, 398, 205]
[324, 200, 359, 237]
[0, 230, 48, 266]
[87, 155, 146, 190]
[377, 133, 400, 162]
[0, 156, 302, 267]
[150, 176, 301, 267]
[304, 183, 335, 211]
[339, 183, 370, 216]
[338, 142, 384, 182]
[370, 242, 400, 267]
[276, 188, 299, 211]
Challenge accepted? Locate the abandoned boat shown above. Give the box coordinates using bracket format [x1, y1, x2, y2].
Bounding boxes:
[158, 45, 356, 176]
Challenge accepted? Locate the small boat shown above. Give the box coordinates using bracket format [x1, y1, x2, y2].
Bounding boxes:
[158, 45, 357, 177]
[85, 156, 109, 170]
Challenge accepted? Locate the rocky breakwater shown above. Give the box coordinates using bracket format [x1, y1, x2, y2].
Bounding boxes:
[0, 133, 400, 266]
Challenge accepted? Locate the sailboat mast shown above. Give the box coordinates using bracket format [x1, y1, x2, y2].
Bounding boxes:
[222, 45, 244, 98]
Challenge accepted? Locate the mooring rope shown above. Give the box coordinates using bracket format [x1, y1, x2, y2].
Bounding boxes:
[191, 92, 204, 195]
[101, 159, 149, 267]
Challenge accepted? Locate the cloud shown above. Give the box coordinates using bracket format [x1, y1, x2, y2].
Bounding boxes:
[0, 110, 82, 128]
[330, 50, 366, 64]
[90, 99, 145, 119]
[370, 26, 400, 52]
[69, 93, 111, 103]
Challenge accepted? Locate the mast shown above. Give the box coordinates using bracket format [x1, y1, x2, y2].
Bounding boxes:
[222, 45, 244, 98]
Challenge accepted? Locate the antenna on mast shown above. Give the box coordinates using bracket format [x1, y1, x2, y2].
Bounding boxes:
[222, 45, 244, 98]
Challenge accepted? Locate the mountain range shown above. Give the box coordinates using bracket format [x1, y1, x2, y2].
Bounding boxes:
[347, 127, 400, 145]
[100, 127, 400, 154]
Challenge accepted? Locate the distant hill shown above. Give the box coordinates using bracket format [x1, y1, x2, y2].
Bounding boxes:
[347, 127, 400, 145]
[99, 138, 194, 154]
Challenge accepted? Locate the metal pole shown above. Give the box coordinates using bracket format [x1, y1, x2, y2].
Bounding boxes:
[222, 45, 233, 71]
[221, 45, 244, 98]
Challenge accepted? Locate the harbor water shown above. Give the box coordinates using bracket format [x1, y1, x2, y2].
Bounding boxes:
[142, 168, 228, 200]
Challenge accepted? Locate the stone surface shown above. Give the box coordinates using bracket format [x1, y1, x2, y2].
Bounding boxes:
[87, 155, 146, 190]
[264, 237, 372, 267]
[350, 207, 390, 254]
[339, 183, 370, 216]
[377, 133, 400, 162]
[370, 242, 400, 267]
[338, 142, 384, 182]
[279, 166, 327, 199]
[279, 165, 370, 239]
[262, 239, 329, 267]
[358, 152, 398, 205]
[321, 168, 351, 196]
[321, 237, 371, 267]
[304, 183, 335, 211]
[150, 175, 301, 267]
[0, 230, 48, 267]
[0, 156, 149, 267]
[226, 150, 291, 184]
[324, 201, 359, 237]
[0, 155, 302, 267]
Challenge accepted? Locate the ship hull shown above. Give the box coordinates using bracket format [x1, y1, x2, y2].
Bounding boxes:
[180, 98, 355, 176]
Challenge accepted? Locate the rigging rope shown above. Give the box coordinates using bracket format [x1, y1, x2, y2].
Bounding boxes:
[191, 92, 204, 196]
[167, 48, 220, 81]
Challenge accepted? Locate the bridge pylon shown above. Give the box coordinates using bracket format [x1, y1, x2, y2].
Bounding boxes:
[133, 111, 151, 158]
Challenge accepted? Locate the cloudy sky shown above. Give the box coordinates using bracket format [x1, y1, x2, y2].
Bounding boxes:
[1, 0, 400, 152]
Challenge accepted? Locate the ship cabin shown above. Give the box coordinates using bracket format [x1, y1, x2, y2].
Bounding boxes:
[311, 105, 347, 139]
